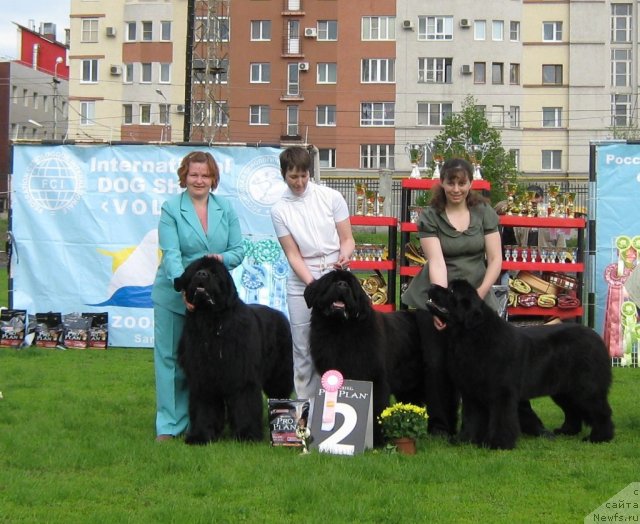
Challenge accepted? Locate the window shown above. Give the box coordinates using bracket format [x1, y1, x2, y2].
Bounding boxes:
[474, 20, 486, 40]
[361, 59, 395, 83]
[418, 58, 452, 84]
[160, 64, 171, 83]
[417, 102, 452, 126]
[250, 105, 270, 125]
[509, 106, 520, 128]
[287, 63, 300, 96]
[140, 104, 151, 124]
[612, 94, 631, 127]
[81, 19, 98, 42]
[286, 106, 299, 136]
[159, 104, 170, 125]
[318, 20, 337, 40]
[251, 20, 271, 41]
[474, 62, 486, 84]
[317, 105, 336, 126]
[509, 63, 520, 85]
[124, 63, 133, 83]
[12, 85, 17, 104]
[197, 16, 230, 41]
[141, 63, 152, 83]
[193, 102, 211, 126]
[32, 92, 39, 110]
[510, 21, 520, 41]
[42, 95, 48, 112]
[23, 88, 28, 107]
[419, 16, 453, 40]
[142, 21, 153, 41]
[319, 148, 336, 168]
[543, 107, 562, 127]
[81, 59, 98, 83]
[80, 101, 95, 125]
[360, 102, 395, 126]
[611, 4, 632, 43]
[123, 104, 133, 124]
[161, 21, 171, 41]
[286, 20, 300, 53]
[126, 22, 136, 41]
[542, 64, 563, 85]
[317, 63, 337, 83]
[492, 20, 504, 41]
[214, 58, 229, 84]
[543, 21, 562, 41]
[250, 63, 271, 83]
[611, 49, 631, 87]
[492, 62, 504, 84]
[491, 105, 504, 127]
[214, 102, 229, 127]
[360, 145, 394, 169]
[362, 16, 395, 40]
[542, 150, 562, 171]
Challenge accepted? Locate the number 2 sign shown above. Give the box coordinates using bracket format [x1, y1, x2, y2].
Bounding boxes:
[309, 370, 374, 455]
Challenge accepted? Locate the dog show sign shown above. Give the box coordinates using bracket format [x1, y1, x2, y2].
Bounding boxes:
[10, 144, 288, 348]
[309, 370, 374, 455]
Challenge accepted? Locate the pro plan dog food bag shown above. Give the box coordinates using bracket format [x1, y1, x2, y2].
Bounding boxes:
[33, 312, 64, 348]
[268, 399, 310, 447]
[0, 309, 27, 347]
[62, 313, 92, 349]
[81, 312, 109, 349]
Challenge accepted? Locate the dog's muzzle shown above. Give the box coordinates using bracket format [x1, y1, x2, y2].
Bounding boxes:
[192, 287, 215, 306]
[425, 298, 450, 321]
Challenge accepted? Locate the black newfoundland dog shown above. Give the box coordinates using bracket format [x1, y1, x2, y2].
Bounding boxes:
[304, 269, 426, 445]
[173, 256, 294, 445]
[426, 279, 614, 450]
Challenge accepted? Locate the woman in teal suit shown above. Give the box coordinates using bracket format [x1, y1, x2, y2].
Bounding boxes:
[152, 150, 244, 441]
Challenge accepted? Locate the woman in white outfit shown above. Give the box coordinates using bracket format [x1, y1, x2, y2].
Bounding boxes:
[270, 146, 355, 402]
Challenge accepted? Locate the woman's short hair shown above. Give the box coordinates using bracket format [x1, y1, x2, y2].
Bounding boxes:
[177, 151, 220, 189]
[279, 146, 311, 178]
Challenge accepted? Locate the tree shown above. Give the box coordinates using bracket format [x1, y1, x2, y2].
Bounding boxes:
[431, 96, 518, 203]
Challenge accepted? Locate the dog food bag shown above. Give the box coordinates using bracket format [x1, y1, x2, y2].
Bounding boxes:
[0, 309, 27, 348]
[62, 313, 92, 349]
[268, 399, 310, 447]
[82, 313, 109, 349]
[34, 312, 64, 348]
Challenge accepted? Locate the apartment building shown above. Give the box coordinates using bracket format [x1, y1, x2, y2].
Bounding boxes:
[66, 0, 634, 179]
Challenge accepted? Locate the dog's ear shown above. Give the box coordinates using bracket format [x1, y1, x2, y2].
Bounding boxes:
[173, 275, 186, 292]
[303, 279, 318, 308]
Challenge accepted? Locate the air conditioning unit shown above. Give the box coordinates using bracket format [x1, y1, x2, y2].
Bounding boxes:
[460, 64, 472, 75]
[176, 104, 186, 114]
[459, 19, 471, 28]
[304, 27, 317, 38]
[298, 62, 310, 71]
[106, 26, 116, 37]
[402, 20, 414, 30]
[110, 65, 122, 76]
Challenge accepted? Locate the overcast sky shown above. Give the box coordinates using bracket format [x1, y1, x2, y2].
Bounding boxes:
[0, 2, 70, 59]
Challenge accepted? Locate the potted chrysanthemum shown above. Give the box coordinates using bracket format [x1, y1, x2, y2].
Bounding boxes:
[378, 403, 428, 454]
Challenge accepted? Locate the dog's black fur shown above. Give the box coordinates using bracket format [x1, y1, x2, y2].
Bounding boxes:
[304, 269, 426, 445]
[426, 279, 614, 450]
[174, 256, 293, 445]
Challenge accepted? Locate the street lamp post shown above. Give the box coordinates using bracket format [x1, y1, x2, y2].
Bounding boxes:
[155, 89, 170, 142]
[53, 57, 63, 139]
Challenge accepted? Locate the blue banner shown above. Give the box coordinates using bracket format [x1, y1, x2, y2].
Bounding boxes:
[10, 144, 288, 347]
[594, 143, 640, 361]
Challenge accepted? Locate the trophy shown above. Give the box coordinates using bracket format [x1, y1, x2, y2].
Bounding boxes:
[354, 182, 366, 215]
[377, 194, 386, 216]
[526, 190, 538, 217]
[505, 183, 518, 215]
[365, 190, 376, 216]
[407, 145, 424, 179]
[432, 155, 443, 180]
[566, 192, 576, 218]
[547, 184, 560, 217]
[555, 193, 566, 218]
[469, 155, 483, 180]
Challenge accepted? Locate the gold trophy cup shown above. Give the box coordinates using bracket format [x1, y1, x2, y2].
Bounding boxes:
[365, 190, 376, 216]
[354, 183, 366, 215]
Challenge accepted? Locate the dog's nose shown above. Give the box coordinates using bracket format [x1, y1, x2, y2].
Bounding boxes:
[336, 281, 348, 289]
[193, 269, 208, 282]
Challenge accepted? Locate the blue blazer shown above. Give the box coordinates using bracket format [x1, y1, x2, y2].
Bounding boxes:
[152, 191, 244, 313]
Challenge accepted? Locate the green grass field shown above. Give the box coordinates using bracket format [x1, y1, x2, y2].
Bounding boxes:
[1, 218, 638, 522]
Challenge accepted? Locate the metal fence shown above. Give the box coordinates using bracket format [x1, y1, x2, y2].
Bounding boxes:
[321, 174, 589, 221]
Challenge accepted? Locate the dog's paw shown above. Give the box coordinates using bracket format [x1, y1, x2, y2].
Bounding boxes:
[184, 434, 211, 446]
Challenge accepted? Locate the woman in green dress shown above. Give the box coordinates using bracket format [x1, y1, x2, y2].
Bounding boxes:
[403, 158, 543, 438]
